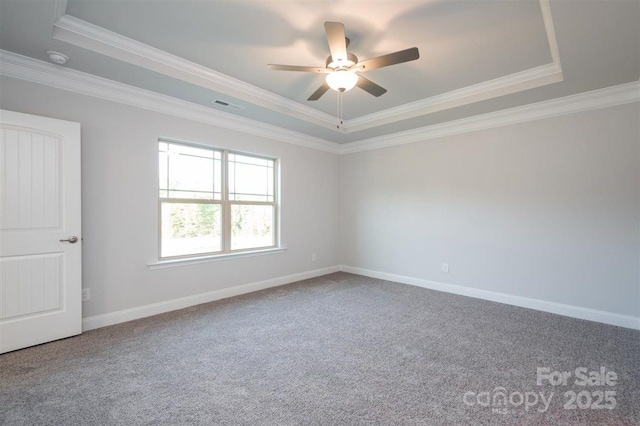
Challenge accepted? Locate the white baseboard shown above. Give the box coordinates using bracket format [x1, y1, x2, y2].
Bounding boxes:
[340, 265, 640, 330]
[82, 266, 340, 331]
[83, 264, 639, 332]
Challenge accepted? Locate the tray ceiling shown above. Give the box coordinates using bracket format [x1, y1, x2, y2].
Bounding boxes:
[0, 0, 638, 145]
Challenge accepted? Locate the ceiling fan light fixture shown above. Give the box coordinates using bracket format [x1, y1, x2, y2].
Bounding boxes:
[326, 70, 358, 92]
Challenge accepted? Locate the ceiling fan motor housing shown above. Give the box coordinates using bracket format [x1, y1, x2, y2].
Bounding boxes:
[326, 52, 358, 70]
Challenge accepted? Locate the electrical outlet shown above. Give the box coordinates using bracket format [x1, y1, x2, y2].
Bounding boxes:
[311, 253, 317, 262]
[442, 263, 450, 273]
[82, 288, 90, 302]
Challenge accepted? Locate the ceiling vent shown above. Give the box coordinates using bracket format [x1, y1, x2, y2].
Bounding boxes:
[212, 100, 244, 111]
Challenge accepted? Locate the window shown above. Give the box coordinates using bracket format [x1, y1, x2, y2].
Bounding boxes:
[159, 140, 277, 259]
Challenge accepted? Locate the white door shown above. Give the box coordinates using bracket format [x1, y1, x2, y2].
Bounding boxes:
[0, 109, 81, 354]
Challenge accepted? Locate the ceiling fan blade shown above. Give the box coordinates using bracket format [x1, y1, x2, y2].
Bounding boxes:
[358, 47, 420, 72]
[268, 64, 329, 73]
[356, 75, 387, 97]
[324, 22, 348, 63]
[307, 82, 331, 101]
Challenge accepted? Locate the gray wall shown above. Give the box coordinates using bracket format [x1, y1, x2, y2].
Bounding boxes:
[340, 103, 640, 317]
[2, 75, 638, 321]
[0, 77, 340, 319]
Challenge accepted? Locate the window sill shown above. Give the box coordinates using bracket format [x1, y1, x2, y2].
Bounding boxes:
[147, 247, 287, 270]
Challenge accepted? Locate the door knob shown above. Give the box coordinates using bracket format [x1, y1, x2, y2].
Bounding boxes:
[60, 236, 79, 244]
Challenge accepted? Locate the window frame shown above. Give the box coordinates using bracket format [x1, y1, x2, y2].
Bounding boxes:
[158, 139, 279, 261]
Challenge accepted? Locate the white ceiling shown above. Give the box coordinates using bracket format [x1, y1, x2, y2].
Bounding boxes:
[0, 0, 638, 145]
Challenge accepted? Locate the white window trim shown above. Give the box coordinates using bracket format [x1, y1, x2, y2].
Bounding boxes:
[157, 138, 281, 262]
[147, 246, 287, 269]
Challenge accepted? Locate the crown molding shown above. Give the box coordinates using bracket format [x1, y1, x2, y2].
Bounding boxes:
[0, 50, 341, 154]
[51, 0, 562, 134]
[340, 81, 640, 154]
[2, 50, 635, 157]
[52, 0, 68, 21]
[345, 63, 562, 133]
[52, 14, 340, 132]
[539, 0, 561, 69]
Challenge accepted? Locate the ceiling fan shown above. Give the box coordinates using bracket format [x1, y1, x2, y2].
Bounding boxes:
[268, 22, 420, 101]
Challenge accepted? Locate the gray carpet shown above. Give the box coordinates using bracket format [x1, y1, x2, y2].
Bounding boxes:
[1, 272, 639, 425]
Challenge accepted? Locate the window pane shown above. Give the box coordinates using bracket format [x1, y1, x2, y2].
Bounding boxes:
[161, 202, 221, 257]
[159, 151, 168, 192]
[169, 143, 213, 159]
[228, 153, 274, 202]
[159, 142, 221, 200]
[230, 204, 274, 250]
[169, 153, 212, 194]
[213, 157, 221, 198]
[167, 190, 218, 200]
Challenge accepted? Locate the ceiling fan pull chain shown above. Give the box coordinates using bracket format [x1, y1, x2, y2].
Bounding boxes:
[336, 91, 340, 129]
[339, 92, 342, 127]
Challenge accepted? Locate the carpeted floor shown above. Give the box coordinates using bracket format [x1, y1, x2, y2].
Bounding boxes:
[1, 272, 639, 425]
